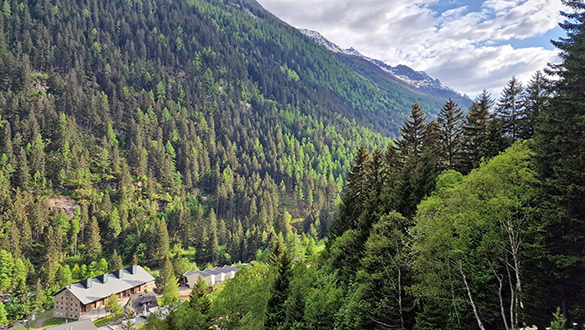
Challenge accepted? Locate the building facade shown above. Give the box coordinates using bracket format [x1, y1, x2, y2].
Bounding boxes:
[53, 265, 155, 320]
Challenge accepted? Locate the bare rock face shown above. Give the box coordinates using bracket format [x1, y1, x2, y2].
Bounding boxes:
[48, 196, 80, 219]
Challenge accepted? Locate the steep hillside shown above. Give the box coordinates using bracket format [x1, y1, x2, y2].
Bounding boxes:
[301, 29, 473, 109]
[0, 0, 464, 318]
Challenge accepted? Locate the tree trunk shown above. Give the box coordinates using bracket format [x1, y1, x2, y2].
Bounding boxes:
[459, 261, 486, 330]
[492, 268, 510, 330]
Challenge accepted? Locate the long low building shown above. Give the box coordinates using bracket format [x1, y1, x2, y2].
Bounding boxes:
[53, 265, 155, 320]
[182, 265, 238, 288]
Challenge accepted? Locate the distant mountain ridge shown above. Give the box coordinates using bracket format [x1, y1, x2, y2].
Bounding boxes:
[300, 29, 472, 108]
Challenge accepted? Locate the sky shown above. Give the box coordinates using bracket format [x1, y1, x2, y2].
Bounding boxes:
[255, 0, 566, 98]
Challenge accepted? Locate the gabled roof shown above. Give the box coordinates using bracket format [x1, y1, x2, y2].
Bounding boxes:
[56, 266, 154, 305]
[182, 265, 239, 281]
[47, 319, 98, 330]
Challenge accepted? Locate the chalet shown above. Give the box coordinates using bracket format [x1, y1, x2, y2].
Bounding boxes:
[52, 265, 155, 320]
[181, 265, 238, 288]
[125, 292, 159, 316]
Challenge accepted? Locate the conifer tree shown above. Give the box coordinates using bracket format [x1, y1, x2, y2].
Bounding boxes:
[110, 249, 123, 271]
[180, 278, 212, 328]
[461, 90, 494, 173]
[343, 212, 414, 329]
[172, 252, 186, 279]
[86, 216, 102, 261]
[265, 238, 292, 330]
[534, 0, 585, 323]
[397, 103, 427, 160]
[207, 209, 219, 265]
[437, 99, 464, 170]
[155, 256, 174, 295]
[496, 76, 524, 140]
[327, 145, 371, 242]
[520, 71, 551, 139]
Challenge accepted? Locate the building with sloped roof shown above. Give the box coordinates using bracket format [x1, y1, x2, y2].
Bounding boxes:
[181, 265, 239, 288]
[52, 265, 155, 320]
[125, 292, 159, 316]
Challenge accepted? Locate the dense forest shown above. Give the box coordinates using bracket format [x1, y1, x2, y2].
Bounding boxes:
[143, 0, 584, 329]
[0, 0, 582, 329]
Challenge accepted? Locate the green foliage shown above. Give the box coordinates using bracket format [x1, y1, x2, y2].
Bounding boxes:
[550, 308, 573, 330]
[211, 263, 274, 330]
[0, 302, 6, 326]
[161, 276, 180, 306]
[340, 212, 414, 329]
[411, 141, 538, 329]
[105, 294, 120, 315]
[532, 2, 585, 325]
[265, 239, 293, 329]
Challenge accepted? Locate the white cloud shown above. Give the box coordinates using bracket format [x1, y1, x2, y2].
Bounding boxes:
[255, 0, 565, 97]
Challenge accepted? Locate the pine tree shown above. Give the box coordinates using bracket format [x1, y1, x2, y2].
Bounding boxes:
[207, 209, 219, 265]
[534, 0, 585, 323]
[397, 103, 427, 160]
[265, 238, 292, 330]
[327, 145, 371, 242]
[519, 71, 551, 139]
[155, 256, 174, 294]
[496, 76, 524, 140]
[437, 99, 464, 170]
[86, 216, 102, 261]
[461, 90, 494, 173]
[110, 249, 123, 271]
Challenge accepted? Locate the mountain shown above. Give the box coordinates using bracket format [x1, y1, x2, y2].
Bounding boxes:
[300, 29, 473, 108]
[0, 0, 408, 300]
[0, 0, 485, 321]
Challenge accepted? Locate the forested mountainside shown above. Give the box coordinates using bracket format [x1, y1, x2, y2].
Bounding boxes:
[145, 0, 583, 329]
[0, 0, 402, 319]
[0, 0, 581, 328]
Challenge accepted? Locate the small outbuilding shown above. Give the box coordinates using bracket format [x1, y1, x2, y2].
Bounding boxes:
[181, 265, 239, 288]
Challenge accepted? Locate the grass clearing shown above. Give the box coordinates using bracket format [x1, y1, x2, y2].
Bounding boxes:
[93, 311, 123, 327]
[41, 317, 75, 328]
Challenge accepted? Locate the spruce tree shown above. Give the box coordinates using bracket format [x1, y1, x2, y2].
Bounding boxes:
[207, 209, 219, 265]
[519, 71, 551, 139]
[327, 145, 371, 242]
[396, 104, 439, 218]
[461, 90, 494, 173]
[496, 76, 524, 141]
[155, 256, 174, 294]
[343, 212, 414, 329]
[534, 0, 585, 323]
[86, 216, 102, 261]
[397, 103, 427, 160]
[110, 249, 123, 271]
[437, 99, 464, 170]
[265, 238, 292, 330]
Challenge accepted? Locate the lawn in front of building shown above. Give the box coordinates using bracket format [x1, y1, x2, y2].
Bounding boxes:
[41, 317, 75, 328]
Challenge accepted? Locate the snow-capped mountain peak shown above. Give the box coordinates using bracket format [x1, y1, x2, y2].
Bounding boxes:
[300, 29, 468, 100]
